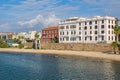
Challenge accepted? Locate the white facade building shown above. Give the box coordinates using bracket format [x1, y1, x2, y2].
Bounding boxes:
[12, 31, 41, 40]
[59, 16, 118, 44]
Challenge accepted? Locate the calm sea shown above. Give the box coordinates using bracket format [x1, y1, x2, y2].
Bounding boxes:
[0, 52, 120, 80]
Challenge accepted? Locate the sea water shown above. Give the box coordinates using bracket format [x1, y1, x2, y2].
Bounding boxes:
[0, 52, 120, 80]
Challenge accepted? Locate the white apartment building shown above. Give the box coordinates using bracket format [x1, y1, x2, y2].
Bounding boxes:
[12, 31, 41, 40]
[59, 16, 118, 44]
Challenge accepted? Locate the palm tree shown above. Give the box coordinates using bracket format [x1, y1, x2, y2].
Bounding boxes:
[34, 33, 40, 49]
[35, 33, 39, 40]
[111, 41, 118, 54]
[113, 24, 120, 42]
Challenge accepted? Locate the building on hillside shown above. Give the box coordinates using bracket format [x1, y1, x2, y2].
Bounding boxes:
[42, 26, 59, 43]
[0, 32, 14, 39]
[59, 16, 118, 44]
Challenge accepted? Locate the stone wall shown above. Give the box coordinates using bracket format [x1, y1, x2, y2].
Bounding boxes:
[41, 43, 113, 52]
[24, 42, 33, 48]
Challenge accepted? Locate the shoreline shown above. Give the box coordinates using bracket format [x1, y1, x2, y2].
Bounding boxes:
[0, 48, 120, 61]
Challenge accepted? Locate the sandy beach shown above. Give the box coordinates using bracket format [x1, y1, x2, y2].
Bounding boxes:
[0, 48, 120, 61]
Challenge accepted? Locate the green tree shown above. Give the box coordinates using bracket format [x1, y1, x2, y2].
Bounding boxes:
[0, 39, 9, 48]
[18, 44, 24, 49]
[111, 42, 118, 54]
[35, 33, 39, 40]
[113, 24, 120, 42]
[50, 37, 58, 43]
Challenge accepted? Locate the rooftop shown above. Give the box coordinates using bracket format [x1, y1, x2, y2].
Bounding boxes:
[42, 26, 59, 30]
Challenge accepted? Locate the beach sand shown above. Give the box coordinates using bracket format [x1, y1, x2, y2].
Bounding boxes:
[0, 48, 120, 61]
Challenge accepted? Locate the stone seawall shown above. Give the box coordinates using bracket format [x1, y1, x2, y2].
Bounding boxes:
[41, 43, 113, 52]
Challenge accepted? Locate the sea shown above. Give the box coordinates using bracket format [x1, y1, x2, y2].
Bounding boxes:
[0, 52, 120, 80]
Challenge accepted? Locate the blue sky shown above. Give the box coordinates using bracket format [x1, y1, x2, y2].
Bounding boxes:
[0, 0, 120, 32]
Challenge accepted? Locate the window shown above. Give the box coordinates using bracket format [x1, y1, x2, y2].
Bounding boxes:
[63, 38, 64, 41]
[85, 37, 87, 41]
[60, 38, 62, 41]
[112, 25, 113, 29]
[95, 31, 97, 34]
[95, 36, 97, 40]
[85, 31, 87, 35]
[102, 20, 104, 23]
[90, 36, 92, 40]
[112, 20, 113, 24]
[89, 21, 92, 25]
[79, 27, 81, 30]
[102, 36, 104, 40]
[70, 37, 76, 41]
[79, 37, 81, 41]
[66, 37, 69, 41]
[71, 31, 73, 35]
[95, 21, 97, 24]
[84, 26, 87, 30]
[109, 20, 110, 23]
[67, 31, 69, 35]
[90, 31, 92, 34]
[79, 22, 81, 25]
[112, 31, 114, 34]
[85, 22, 87, 25]
[108, 36, 110, 40]
[101, 30, 104, 34]
[63, 32, 64, 35]
[115, 21, 117, 24]
[60, 32, 62, 35]
[74, 31, 76, 34]
[79, 32, 81, 35]
[101, 25, 104, 29]
[90, 26, 92, 29]
[60, 26, 64, 29]
[66, 26, 69, 29]
[112, 36, 113, 40]
[95, 26, 97, 29]
[70, 25, 76, 29]
[108, 31, 110, 34]
[108, 25, 110, 28]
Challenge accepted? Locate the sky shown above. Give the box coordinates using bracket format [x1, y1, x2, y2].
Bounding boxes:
[0, 0, 120, 32]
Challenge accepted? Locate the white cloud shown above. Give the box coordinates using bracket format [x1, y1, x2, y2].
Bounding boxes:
[18, 14, 60, 28]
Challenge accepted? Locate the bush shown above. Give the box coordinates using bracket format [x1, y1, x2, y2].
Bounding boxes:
[0, 40, 9, 48]
[18, 44, 24, 49]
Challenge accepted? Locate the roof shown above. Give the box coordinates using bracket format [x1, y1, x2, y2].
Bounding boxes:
[42, 26, 59, 30]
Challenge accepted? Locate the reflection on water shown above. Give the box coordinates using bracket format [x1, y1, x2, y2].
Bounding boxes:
[0, 52, 120, 80]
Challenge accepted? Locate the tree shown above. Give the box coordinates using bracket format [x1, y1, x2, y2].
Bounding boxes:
[113, 24, 120, 42]
[0, 39, 9, 48]
[111, 42, 118, 54]
[35, 33, 39, 40]
[18, 44, 24, 49]
[50, 37, 58, 43]
[34, 32, 40, 49]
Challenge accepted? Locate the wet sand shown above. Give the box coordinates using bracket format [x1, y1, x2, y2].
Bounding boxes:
[0, 48, 120, 61]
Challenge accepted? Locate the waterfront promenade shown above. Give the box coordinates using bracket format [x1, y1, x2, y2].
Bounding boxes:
[0, 48, 120, 61]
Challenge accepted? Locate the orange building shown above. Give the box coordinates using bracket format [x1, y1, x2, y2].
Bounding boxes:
[41, 26, 59, 43]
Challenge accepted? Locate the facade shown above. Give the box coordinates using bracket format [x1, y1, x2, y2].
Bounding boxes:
[42, 26, 59, 43]
[0, 32, 14, 39]
[59, 16, 118, 43]
[12, 31, 41, 40]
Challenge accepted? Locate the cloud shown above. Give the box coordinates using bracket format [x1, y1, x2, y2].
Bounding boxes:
[0, 0, 120, 32]
[18, 14, 60, 28]
[0, 14, 60, 32]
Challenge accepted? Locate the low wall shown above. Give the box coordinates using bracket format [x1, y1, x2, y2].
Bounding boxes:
[24, 42, 33, 48]
[41, 43, 113, 52]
